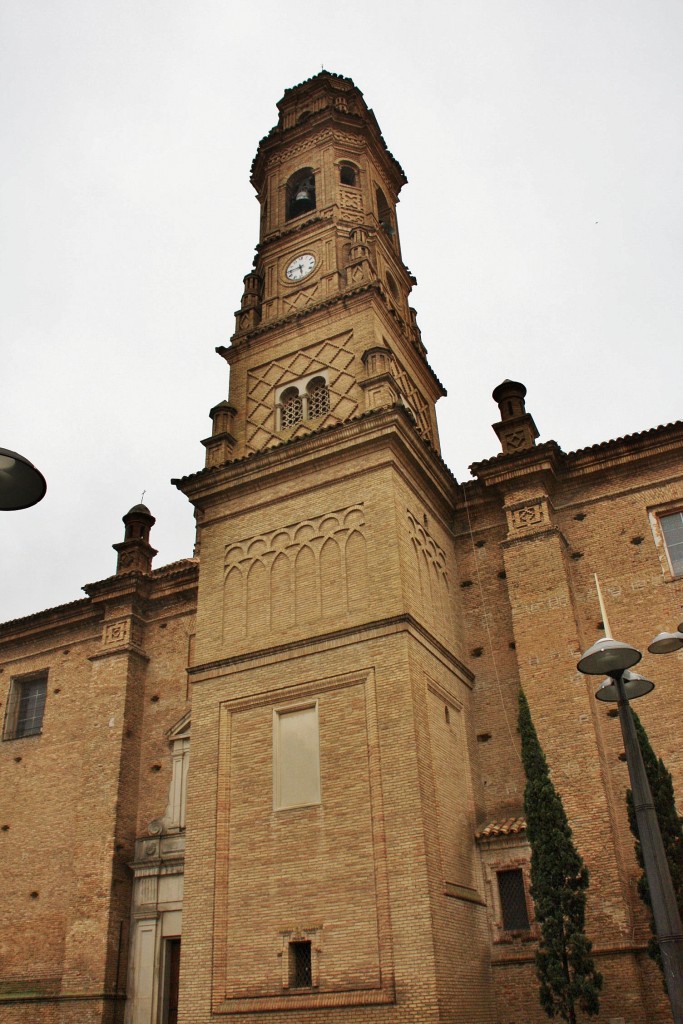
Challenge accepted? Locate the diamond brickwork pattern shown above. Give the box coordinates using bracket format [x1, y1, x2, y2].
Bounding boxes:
[392, 356, 433, 444]
[246, 332, 358, 452]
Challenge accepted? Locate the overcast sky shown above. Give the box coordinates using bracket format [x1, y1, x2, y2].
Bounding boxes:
[1, 0, 681, 624]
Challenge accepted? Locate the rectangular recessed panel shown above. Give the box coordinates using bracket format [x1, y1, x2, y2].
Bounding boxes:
[219, 678, 384, 1003]
[274, 705, 321, 809]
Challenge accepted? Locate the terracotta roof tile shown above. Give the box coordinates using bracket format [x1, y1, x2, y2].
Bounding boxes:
[476, 816, 527, 840]
[566, 420, 683, 458]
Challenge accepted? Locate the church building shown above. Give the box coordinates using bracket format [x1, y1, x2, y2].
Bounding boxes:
[1, 71, 682, 1024]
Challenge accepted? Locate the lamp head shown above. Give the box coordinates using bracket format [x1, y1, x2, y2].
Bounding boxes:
[595, 670, 654, 703]
[648, 631, 683, 655]
[577, 637, 642, 676]
[0, 448, 47, 511]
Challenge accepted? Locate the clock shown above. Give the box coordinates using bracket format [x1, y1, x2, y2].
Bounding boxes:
[285, 252, 316, 282]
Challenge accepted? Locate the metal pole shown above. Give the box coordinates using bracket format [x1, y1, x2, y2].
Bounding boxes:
[615, 671, 683, 1023]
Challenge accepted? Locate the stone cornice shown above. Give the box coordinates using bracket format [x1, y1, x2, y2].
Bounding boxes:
[83, 560, 198, 604]
[223, 281, 445, 394]
[469, 421, 683, 487]
[501, 525, 567, 550]
[89, 646, 150, 665]
[0, 561, 198, 647]
[187, 612, 474, 687]
[564, 420, 683, 475]
[173, 404, 458, 517]
[0, 598, 100, 646]
[251, 86, 406, 195]
[83, 573, 155, 604]
[469, 441, 564, 486]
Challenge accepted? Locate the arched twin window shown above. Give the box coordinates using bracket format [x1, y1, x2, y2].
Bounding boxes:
[278, 377, 330, 430]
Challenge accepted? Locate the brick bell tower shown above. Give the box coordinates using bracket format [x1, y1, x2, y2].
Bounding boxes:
[174, 72, 494, 1024]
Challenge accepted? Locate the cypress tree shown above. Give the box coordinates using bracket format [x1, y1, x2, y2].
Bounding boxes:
[519, 690, 603, 1023]
[626, 710, 683, 974]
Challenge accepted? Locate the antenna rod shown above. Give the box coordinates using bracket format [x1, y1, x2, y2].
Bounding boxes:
[594, 574, 612, 638]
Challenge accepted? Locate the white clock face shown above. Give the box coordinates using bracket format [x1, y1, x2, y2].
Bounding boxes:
[285, 253, 316, 282]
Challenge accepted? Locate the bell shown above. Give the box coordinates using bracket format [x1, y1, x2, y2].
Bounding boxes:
[291, 183, 314, 215]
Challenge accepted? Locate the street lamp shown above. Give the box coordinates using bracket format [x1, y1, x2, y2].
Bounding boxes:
[577, 629, 683, 1023]
[0, 447, 47, 511]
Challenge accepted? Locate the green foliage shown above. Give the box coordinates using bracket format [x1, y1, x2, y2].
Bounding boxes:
[519, 690, 603, 1023]
[626, 710, 683, 974]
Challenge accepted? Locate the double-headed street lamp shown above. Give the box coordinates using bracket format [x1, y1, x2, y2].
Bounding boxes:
[577, 613, 683, 1024]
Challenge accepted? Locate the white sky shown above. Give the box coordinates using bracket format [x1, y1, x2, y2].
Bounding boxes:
[1, 0, 681, 624]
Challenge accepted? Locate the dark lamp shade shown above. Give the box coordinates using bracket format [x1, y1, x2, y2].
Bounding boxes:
[648, 631, 683, 655]
[595, 670, 655, 703]
[0, 448, 47, 511]
[577, 637, 642, 675]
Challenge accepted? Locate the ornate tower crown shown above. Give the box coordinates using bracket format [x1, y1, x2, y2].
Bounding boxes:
[239, 71, 414, 335]
[205, 71, 445, 468]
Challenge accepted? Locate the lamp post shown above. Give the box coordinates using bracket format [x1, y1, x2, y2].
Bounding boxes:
[577, 635, 683, 1023]
[0, 447, 47, 511]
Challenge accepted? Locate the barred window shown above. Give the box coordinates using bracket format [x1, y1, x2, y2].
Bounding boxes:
[306, 377, 329, 419]
[497, 868, 530, 931]
[4, 673, 48, 740]
[289, 941, 312, 988]
[280, 387, 303, 429]
[277, 375, 330, 431]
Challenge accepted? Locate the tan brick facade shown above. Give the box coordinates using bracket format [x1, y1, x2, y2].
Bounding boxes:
[1, 72, 681, 1024]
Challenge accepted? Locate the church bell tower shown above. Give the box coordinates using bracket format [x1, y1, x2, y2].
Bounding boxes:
[175, 72, 494, 1024]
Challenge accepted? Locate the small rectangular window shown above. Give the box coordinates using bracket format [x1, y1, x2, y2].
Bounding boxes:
[497, 868, 530, 931]
[661, 511, 683, 576]
[3, 673, 48, 740]
[289, 941, 312, 988]
[273, 703, 321, 810]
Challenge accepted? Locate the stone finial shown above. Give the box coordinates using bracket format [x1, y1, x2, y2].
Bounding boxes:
[491, 380, 539, 455]
[360, 346, 400, 411]
[202, 401, 237, 468]
[112, 504, 158, 575]
[235, 272, 262, 334]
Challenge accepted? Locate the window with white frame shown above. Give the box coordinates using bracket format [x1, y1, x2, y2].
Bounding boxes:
[273, 703, 321, 810]
[660, 511, 683, 576]
[3, 672, 48, 740]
